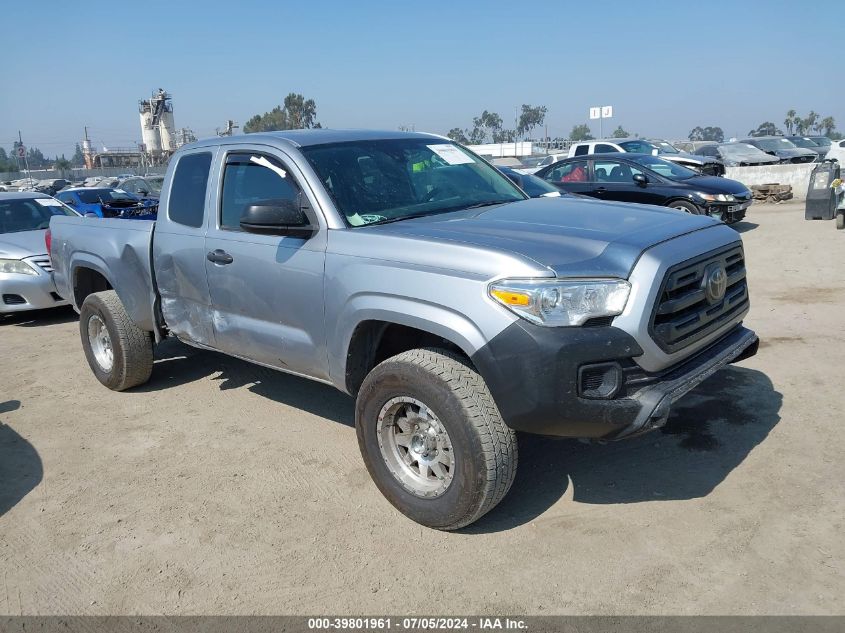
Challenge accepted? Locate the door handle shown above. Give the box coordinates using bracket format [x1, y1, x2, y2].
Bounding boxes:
[207, 249, 234, 265]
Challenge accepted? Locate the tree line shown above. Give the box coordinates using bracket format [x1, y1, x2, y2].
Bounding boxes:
[0, 143, 86, 174]
[689, 110, 840, 143]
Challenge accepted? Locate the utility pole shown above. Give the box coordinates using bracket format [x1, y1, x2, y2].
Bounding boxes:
[18, 131, 31, 182]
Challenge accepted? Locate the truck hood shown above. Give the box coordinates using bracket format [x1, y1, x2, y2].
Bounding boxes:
[369, 197, 720, 278]
[0, 229, 47, 259]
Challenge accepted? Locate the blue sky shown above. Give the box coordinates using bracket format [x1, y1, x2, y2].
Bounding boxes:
[2, 0, 842, 157]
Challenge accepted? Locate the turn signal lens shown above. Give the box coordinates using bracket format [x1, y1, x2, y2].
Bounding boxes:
[490, 289, 530, 306]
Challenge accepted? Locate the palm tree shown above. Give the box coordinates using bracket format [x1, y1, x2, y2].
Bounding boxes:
[821, 116, 836, 137]
[784, 109, 796, 135]
[803, 111, 819, 136]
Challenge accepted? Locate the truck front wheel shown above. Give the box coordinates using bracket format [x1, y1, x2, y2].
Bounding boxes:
[355, 348, 517, 530]
[79, 290, 154, 391]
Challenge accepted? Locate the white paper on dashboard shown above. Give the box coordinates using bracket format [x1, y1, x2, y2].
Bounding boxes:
[427, 144, 473, 165]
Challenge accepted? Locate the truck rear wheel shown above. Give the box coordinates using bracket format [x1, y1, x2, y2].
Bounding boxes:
[79, 290, 153, 391]
[355, 347, 517, 530]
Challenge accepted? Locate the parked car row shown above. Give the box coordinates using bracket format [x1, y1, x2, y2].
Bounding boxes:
[566, 139, 727, 176]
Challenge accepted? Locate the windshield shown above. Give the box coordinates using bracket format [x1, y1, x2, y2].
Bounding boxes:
[720, 143, 767, 157]
[789, 137, 819, 149]
[301, 138, 525, 226]
[519, 156, 548, 168]
[655, 141, 680, 154]
[0, 197, 77, 234]
[753, 138, 796, 151]
[77, 189, 137, 204]
[625, 154, 698, 180]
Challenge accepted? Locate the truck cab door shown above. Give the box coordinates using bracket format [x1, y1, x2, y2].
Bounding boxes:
[203, 147, 329, 381]
[154, 149, 217, 346]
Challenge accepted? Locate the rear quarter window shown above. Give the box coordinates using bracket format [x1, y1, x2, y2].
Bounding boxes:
[168, 152, 212, 228]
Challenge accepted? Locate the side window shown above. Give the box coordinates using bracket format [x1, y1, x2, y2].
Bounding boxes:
[547, 161, 588, 183]
[593, 160, 643, 183]
[573, 145, 589, 156]
[169, 152, 212, 228]
[220, 153, 301, 230]
[595, 144, 619, 153]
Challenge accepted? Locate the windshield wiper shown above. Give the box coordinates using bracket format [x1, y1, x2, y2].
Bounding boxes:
[361, 200, 511, 227]
[463, 200, 509, 210]
[363, 211, 438, 226]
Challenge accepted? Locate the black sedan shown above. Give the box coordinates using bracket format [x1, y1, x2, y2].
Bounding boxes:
[534, 154, 753, 223]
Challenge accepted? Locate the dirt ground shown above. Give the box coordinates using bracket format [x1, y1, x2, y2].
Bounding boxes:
[1, 201, 842, 615]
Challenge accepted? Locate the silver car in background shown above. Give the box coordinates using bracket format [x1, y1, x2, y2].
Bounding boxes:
[0, 192, 77, 314]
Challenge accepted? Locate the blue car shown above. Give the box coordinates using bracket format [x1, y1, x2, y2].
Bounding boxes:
[55, 187, 158, 220]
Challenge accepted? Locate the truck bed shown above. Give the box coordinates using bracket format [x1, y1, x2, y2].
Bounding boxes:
[50, 216, 159, 332]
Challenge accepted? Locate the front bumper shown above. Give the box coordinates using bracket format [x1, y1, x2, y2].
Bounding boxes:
[0, 268, 68, 314]
[471, 321, 758, 440]
[704, 199, 752, 223]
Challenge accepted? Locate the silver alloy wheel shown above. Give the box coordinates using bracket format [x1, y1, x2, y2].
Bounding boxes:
[671, 203, 692, 212]
[376, 396, 455, 498]
[87, 314, 114, 373]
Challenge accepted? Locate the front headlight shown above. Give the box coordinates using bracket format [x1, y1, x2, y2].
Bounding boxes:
[695, 192, 735, 202]
[489, 278, 631, 326]
[0, 259, 38, 275]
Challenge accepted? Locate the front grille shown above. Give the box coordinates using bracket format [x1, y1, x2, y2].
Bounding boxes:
[650, 245, 749, 354]
[30, 255, 52, 273]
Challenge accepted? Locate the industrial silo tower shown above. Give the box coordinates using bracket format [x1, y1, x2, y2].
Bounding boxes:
[138, 89, 176, 158]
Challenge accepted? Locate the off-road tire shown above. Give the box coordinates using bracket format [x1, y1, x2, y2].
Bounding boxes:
[668, 199, 702, 214]
[79, 290, 153, 391]
[356, 347, 517, 530]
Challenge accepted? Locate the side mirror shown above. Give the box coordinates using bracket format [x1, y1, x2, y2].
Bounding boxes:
[240, 197, 316, 238]
[633, 174, 648, 187]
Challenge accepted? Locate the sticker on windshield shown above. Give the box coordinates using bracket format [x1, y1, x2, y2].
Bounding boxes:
[427, 144, 473, 165]
[35, 198, 62, 206]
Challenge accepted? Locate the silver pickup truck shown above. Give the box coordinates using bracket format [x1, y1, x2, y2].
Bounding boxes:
[49, 130, 758, 530]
